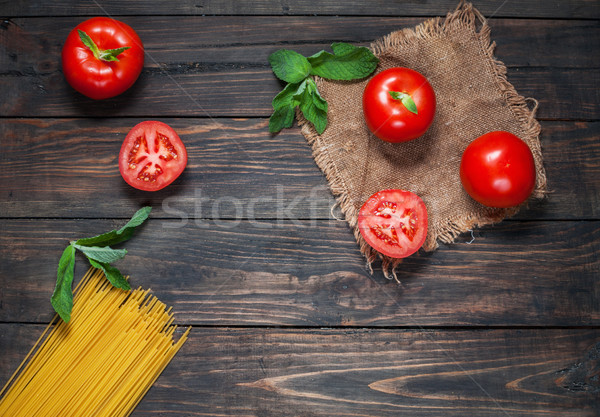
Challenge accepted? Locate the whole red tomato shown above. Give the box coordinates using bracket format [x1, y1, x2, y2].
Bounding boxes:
[460, 131, 536, 208]
[363, 67, 436, 143]
[62, 17, 144, 100]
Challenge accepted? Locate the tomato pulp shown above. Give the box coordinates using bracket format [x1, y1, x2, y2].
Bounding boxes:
[119, 121, 187, 191]
[460, 131, 536, 208]
[62, 17, 144, 100]
[358, 189, 428, 258]
[363, 67, 436, 143]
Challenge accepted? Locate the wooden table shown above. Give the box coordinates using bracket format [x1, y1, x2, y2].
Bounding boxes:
[1, 1, 599, 416]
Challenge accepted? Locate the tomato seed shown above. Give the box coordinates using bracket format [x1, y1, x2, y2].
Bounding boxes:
[370, 224, 401, 247]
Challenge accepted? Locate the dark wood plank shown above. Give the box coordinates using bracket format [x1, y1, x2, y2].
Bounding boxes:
[131, 328, 600, 417]
[535, 120, 600, 219]
[2, 325, 599, 416]
[1, 119, 598, 220]
[0, 118, 332, 219]
[1, 17, 598, 119]
[2, 17, 598, 70]
[1, 66, 596, 120]
[2, 0, 599, 19]
[490, 19, 600, 68]
[0, 218, 598, 325]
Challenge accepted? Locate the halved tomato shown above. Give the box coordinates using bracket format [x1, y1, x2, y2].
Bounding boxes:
[118, 121, 187, 191]
[358, 189, 428, 258]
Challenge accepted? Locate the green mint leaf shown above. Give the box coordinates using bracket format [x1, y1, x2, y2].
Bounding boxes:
[51, 244, 76, 322]
[75, 230, 119, 247]
[88, 259, 131, 291]
[401, 96, 418, 114]
[272, 81, 304, 109]
[330, 42, 357, 56]
[72, 244, 127, 264]
[300, 99, 327, 134]
[307, 42, 378, 81]
[307, 80, 328, 112]
[117, 206, 152, 233]
[75, 206, 152, 247]
[269, 81, 307, 133]
[268, 49, 312, 83]
[98, 47, 131, 62]
[269, 105, 296, 133]
[78, 30, 101, 57]
[298, 79, 328, 134]
[78, 29, 130, 62]
[100, 46, 131, 61]
[389, 91, 418, 114]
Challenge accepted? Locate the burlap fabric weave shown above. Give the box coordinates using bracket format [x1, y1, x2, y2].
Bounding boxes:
[298, 2, 547, 279]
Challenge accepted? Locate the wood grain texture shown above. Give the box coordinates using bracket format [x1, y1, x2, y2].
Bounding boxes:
[0, 17, 598, 118]
[1, 2, 599, 415]
[0, 218, 598, 325]
[1, 325, 598, 416]
[0, 119, 598, 219]
[3, 66, 596, 119]
[2, 17, 598, 69]
[2, 0, 599, 18]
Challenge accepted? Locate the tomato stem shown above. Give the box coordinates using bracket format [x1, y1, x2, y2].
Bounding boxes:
[389, 91, 418, 114]
[78, 29, 130, 62]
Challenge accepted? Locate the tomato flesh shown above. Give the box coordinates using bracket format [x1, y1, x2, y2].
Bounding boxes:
[119, 121, 187, 191]
[358, 190, 428, 258]
[460, 131, 536, 208]
[363, 67, 436, 143]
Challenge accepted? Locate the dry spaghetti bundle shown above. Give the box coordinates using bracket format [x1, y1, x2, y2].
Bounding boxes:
[0, 268, 190, 417]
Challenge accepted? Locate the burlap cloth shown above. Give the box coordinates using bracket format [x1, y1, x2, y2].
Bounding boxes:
[298, 2, 547, 279]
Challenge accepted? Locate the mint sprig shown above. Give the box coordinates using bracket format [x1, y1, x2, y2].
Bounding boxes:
[51, 206, 152, 322]
[269, 42, 378, 134]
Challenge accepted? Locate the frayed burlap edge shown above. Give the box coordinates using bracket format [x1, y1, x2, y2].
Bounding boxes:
[298, 1, 547, 281]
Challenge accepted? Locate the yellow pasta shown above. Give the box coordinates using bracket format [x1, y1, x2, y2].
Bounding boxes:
[0, 268, 190, 417]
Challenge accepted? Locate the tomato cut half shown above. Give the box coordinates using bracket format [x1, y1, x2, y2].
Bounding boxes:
[118, 121, 187, 191]
[358, 189, 428, 259]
